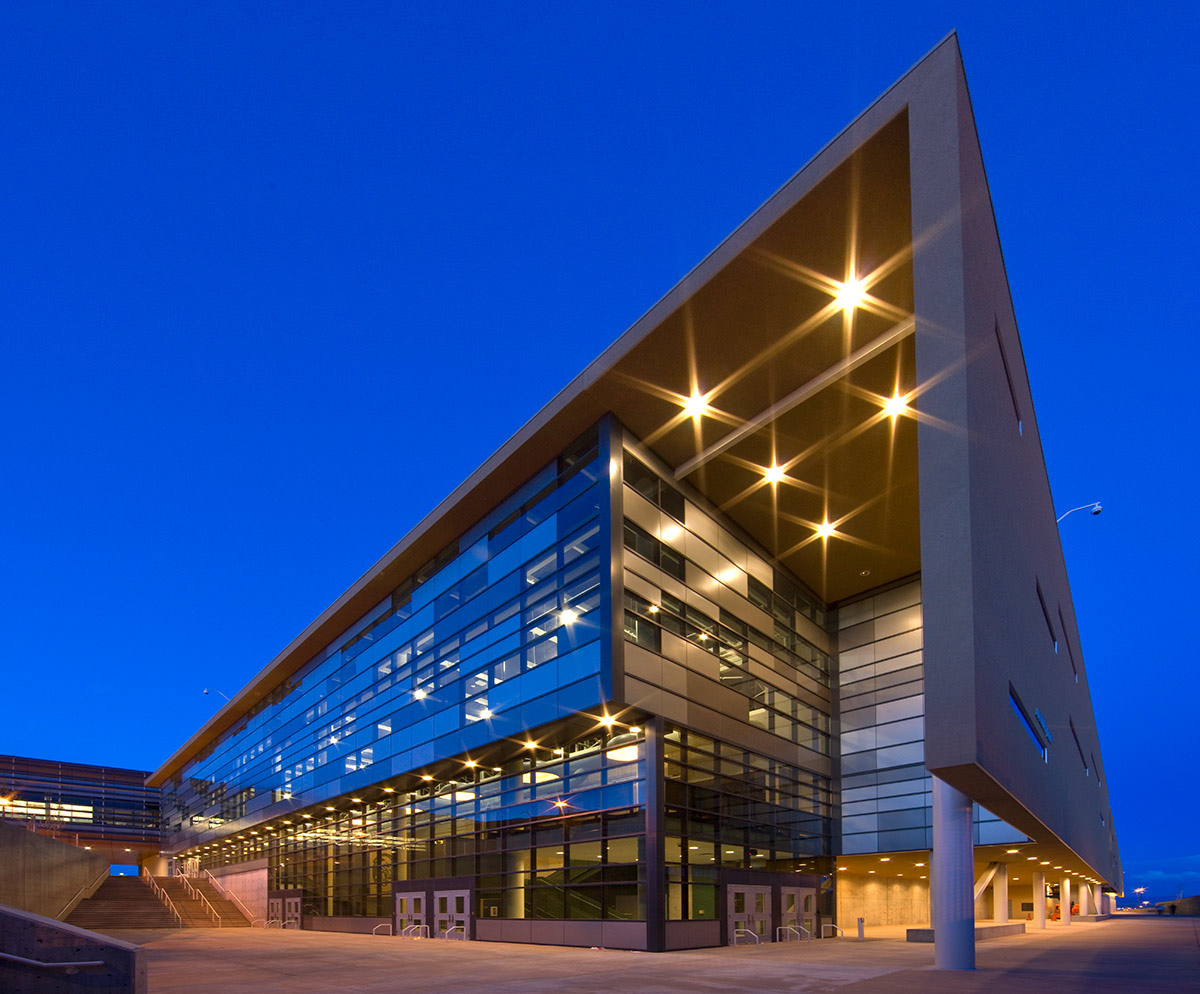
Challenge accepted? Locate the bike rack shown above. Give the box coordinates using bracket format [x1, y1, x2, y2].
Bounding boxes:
[821, 924, 844, 938]
[732, 928, 760, 946]
[443, 925, 468, 940]
[400, 924, 430, 938]
[775, 925, 813, 942]
[372, 923, 393, 935]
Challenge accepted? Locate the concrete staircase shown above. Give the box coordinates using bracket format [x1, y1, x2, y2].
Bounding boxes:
[158, 876, 252, 927]
[64, 875, 180, 931]
[191, 876, 253, 926]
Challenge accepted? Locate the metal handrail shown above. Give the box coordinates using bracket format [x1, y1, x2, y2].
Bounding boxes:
[821, 924, 844, 938]
[372, 923, 393, 935]
[443, 925, 467, 940]
[56, 863, 110, 919]
[177, 874, 222, 927]
[140, 867, 183, 926]
[201, 868, 256, 923]
[776, 924, 812, 942]
[732, 928, 760, 946]
[0, 951, 106, 971]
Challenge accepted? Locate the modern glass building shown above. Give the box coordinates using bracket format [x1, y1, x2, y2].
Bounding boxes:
[149, 36, 1121, 962]
[0, 754, 161, 866]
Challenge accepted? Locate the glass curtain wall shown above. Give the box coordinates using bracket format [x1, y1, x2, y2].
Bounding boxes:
[162, 425, 609, 851]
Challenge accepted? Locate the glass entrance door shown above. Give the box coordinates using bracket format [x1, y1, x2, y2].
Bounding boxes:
[433, 889, 470, 939]
[395, 891, 426, 935]
[727, 885, 772, 943]
[780, 886, 816, 937]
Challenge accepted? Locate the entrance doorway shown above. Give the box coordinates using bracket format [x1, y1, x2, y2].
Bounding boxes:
[433, 889, 470, 939]
[727, 884, 772, 943]
[395, 891, 425, 935]
[780, 885, 816, 937]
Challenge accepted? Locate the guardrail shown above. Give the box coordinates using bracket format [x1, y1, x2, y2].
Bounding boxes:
[56, 863, 110, 920]
[177, 873, 223, 927]
[821, 924, 844, 938]
[776, 925, 813, 942]
[140, 867, 183, 926]
[372, 923, 393, 935]
[200, 868, 257, 923]
[732, 928, 760, 946]
[0, 951, 106, 972]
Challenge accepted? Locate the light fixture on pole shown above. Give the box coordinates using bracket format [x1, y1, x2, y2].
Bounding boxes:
[1056, 502, 1103, 524]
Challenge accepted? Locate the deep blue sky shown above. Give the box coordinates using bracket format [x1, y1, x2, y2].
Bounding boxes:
[2, 4, 1195, 903]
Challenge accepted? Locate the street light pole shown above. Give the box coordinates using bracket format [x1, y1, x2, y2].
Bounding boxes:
[1056, 502, 1103, 524]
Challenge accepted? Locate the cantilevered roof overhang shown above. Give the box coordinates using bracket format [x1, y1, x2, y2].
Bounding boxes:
[151, 37, 936, 788]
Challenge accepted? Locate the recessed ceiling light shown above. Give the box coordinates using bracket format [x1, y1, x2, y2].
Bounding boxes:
[882, 394, 908, 418]
[816, 521, 836, 539]
[764, 464, 786, 485]
[682, 393, 708, 419]
[835, 277, 867, 310]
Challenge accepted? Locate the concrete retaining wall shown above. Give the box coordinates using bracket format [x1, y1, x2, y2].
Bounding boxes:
[0, 822, 111, 919]
[0, 901, 145, 993]
[906, 922, 1026, 942]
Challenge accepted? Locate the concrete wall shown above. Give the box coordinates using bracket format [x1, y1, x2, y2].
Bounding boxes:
[0, 821, 110, 919]
[210, 860, 268, 921]
[911, 37, 1120, 893]
[836, 873, 929, 928]
[0, 902, 145, 994]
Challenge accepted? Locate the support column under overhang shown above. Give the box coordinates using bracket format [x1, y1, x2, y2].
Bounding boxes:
[932, 777, 975, 970]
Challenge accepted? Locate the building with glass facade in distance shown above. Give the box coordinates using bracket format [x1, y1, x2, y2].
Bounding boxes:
[0, 755, 161, 867]
[148, 36, 1121, 962]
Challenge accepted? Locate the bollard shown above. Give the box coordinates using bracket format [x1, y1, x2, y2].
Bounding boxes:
[857, 917, 865, 940]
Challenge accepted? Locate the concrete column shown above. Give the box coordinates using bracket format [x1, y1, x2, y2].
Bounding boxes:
[644, 716, 666, 952]
[1093, 883, 1104, 916]
[992, 863, 1008, 923]
[1060, 877, 1072, 925]
[1081, 883, 1092, 916]
[932, 777, 975, 970]
[1032, 871, 1046, 929]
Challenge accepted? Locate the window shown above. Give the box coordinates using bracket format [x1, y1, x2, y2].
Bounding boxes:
[1009, 685, 1048, 762]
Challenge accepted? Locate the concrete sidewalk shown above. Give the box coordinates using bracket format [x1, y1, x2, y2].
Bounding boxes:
[109, 917, 1200, 994]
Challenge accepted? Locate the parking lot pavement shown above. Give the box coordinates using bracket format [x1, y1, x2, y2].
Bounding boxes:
[108, 917, 1200, 994]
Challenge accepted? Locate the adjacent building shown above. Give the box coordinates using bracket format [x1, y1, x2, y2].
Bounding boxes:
[145, 35, 1121, 963]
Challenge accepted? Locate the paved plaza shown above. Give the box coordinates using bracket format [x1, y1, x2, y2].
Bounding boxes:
[108, 916, 1199, 994]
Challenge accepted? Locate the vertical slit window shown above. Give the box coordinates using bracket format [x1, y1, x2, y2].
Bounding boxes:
[1057, 606, 1078, 681]
[1009, 685, 1047, 762]
[995, 318, 1023, 435]
[1070, 719, 1090, 776]
[1036, 581, 1057, 653]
